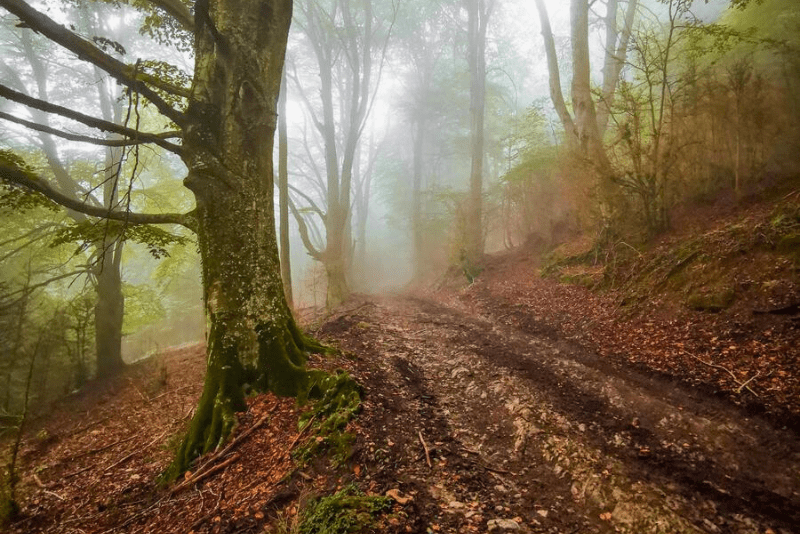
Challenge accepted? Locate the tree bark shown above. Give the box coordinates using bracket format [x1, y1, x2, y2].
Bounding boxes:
[571, 0, 607, 168]
[533, 0, 576, 148]
[465, 0, 491, 269]
[168, 0, 322, 476]
[597, 0, 638, 136]
[278, 66, 293, 308]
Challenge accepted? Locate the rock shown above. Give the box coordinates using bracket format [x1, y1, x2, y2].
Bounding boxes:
[487, 518, 521, 531]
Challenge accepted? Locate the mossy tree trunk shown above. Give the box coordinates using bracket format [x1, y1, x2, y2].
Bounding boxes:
[168, 0, 318, 476]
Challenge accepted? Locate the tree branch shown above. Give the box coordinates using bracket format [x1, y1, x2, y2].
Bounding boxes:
[1, 162, 195, 231]
[288, 183, 326, 222]
[0, 0, 188, 126]
[288, 196, 323, 261]
[0, 84, 183, 155]
[0, 110, 180, 148]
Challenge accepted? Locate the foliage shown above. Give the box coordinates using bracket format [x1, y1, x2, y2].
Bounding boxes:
[122, 283, 166, 334]
[0, 152, 58, 214]
[297, 485, 391, 534]
[50, 220, 188, 259]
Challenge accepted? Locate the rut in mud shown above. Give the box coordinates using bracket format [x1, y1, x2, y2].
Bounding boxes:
[320, 295, 800, 534]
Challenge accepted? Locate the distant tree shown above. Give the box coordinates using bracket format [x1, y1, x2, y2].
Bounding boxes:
[288, 0, 394, 307]
[464, 0, 495, 271]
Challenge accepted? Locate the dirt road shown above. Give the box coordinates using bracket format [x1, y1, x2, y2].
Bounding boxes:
[320, 295, 800, 534]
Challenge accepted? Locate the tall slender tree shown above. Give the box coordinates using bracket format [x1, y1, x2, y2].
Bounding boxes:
[464, 0, 494, 269]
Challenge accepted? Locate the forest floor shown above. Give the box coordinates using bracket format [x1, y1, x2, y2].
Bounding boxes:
[6, 215, 800, 533]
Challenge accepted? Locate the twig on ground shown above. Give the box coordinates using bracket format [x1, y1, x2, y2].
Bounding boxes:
[188, 488, 225, 530]
[128, 378, 149, 402]
[103, 430, 168, 473]
[147, 384, 198, 403]
[171, 407, 277, 495]
[32, 472, 65, 498]
[171, 453, 240, 495]
[191, 408, 275, 477]
[285, 414, 317, 454]
[69, 434, 137, 462]
[736, 370, 773, 394]
[418, 430, 431, 468]
[685, 352, 762, 397]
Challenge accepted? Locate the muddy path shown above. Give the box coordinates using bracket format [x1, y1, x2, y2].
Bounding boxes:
[319, 295, 800, 534]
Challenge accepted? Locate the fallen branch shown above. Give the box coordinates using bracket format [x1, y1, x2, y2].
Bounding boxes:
[418, 430, 431, 468]
[170, 453, 240, 495]
[69, 434, 137, 462]
[103, 430, 169, 473]
[285, 414, 317, 455]
[171, 408, 276, 495]
[147, 384, 197, 403]
[190, 408, 275, 479]
[685, 352, 761, 397]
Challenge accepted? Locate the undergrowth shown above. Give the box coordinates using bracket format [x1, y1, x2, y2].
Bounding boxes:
[294, 370, 362, 467]
[297, 484, 391, 534]
[541, 198, 800, 311]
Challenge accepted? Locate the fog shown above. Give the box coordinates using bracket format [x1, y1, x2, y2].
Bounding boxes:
[2, 0, 799, 414]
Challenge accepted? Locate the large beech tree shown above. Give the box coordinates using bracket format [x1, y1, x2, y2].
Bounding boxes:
[0, 0, 321, 475]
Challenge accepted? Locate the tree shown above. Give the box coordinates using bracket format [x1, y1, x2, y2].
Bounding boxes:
[278, 66, 293, 308]
[288, 0, 393, 307]
[0, 0, 324, 476]
[2, 18, 129, 378]
[533, 0, 637, 225]
[464, 0, 494, 270]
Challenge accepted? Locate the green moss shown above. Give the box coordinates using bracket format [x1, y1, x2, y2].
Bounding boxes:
[559, 272, 596, 288]
[294, 371, 362, 467]
[777, 234, 800, 261]
[686, 285, 735, 312]
[298, 485, 391, 534]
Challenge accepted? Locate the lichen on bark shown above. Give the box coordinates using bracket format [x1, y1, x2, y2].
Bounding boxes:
[163, 0, 328, 479]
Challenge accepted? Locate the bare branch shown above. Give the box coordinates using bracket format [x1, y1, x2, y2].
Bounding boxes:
[1, 162, 195, 231]
[0, 84, 183, 155]
[288, 195, 323, 261]
[0, 111, 180, 148]
[288, 183, 326, 222]
[0, 0, 188, 125]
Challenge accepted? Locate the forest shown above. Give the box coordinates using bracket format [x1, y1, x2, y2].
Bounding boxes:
[1, 0, 799, 532]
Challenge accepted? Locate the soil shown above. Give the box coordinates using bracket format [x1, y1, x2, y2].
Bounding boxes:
[5, 250, 800, 533]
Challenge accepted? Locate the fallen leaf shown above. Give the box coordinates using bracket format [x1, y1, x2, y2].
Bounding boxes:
[599, 512, 612, 521]
[385, 488, 413, 504]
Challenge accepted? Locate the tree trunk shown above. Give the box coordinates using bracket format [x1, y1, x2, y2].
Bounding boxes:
[597, 0, 638, 136]
[168, 0, 321, 476]
[533, 0, 576, 148]
[278, 66, 293, 308]
[22, 31, 128, 379]
[571, 0, 607, 167]
[94, 240, 124, 377]
[94, 73, 126, 378]
[465, 0, 491, 269]
[412, 114, 425, 280]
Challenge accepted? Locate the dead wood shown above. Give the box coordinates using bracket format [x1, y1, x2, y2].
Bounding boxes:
[418, 430, 432, 468]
